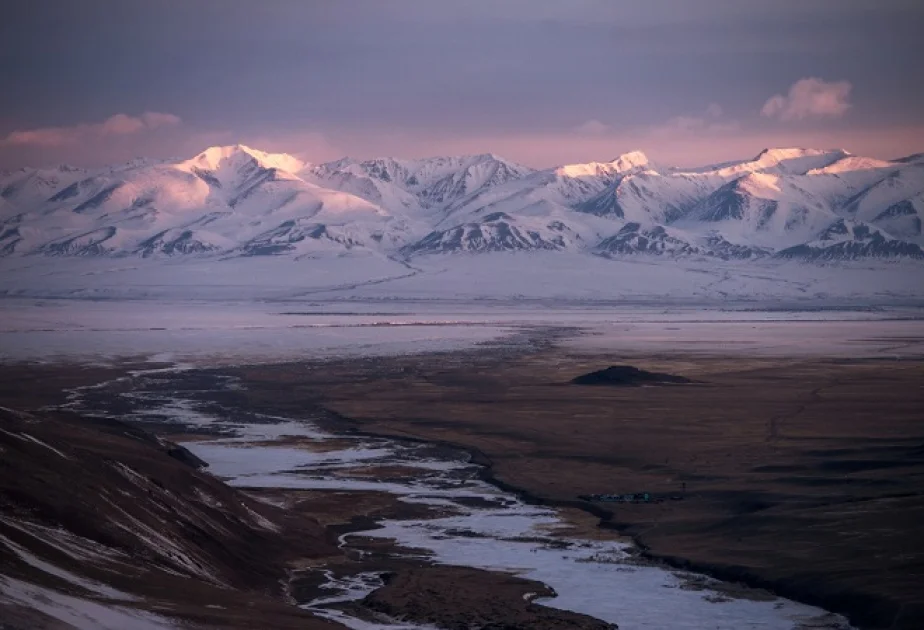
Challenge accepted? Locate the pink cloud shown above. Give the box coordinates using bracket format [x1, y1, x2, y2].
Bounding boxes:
[761, 78, 852, 122]
[98, 113, 146, 135]
[649, 104, 739, 138]
[571, 105, 737, 142]
[140, 112, 182, 128]
[3, 112, 182, 147]
[4, 128, 75, 147]
[573, 119, 612, 135]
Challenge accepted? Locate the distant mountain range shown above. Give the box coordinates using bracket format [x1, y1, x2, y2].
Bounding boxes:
[2, 145, 922, 262]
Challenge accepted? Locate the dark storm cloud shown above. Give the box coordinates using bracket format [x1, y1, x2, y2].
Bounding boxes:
[2, 0, 923, 167]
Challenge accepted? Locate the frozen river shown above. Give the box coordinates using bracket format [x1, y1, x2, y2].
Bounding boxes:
[68, 364, 855, 630]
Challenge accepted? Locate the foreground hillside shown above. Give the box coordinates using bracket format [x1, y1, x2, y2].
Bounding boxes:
[0, 373, 340, 629]
[2, 145, 922, 263]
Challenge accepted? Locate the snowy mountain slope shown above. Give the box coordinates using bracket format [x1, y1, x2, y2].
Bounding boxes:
[0, 145, 408, 258]
[595, 223, 701, 258]
[447, 151, 651, 218]
[575, 169, 721, 224]
[869, 197, 923, 241]
[306, 153, 534, 213]
[572, 149, 852, 231]
[677, 172, 838, 250]
[2, 145, 923, 264]
[0, 165, 88, 212]
[841, 166, 924, 240]
[714, 147, 849, 177]
[571, 148, 924, 257]
[894, 152, 924, 165]
[401, 210, 583, 256]
[414, 154, 535, 208]
[595, 222, 769, 260]
[301, 166, 422, 214]
[399, 151, 656, 254]
[775, 219, 924, 261]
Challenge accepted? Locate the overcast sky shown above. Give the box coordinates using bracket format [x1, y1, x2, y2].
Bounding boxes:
[2, 0, 923, 169]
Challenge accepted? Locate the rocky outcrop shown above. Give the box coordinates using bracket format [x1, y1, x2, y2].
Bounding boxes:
[571, 365, 693, 387]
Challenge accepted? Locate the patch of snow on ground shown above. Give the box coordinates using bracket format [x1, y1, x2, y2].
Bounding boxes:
[0, 576, 176, 630]
[0, 533, 136, 601]
[12, 432, 70, 458]
[98, 496, 223, 586]
[299, 570, 443, 630]
[0, 517, 130, 566]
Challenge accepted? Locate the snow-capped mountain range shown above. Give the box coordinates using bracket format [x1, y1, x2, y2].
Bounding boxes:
[2, 144, 923, 262]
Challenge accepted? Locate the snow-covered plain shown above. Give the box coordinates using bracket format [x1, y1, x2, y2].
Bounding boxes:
[3, 294, 923, 364]
[2, 250, 924, 304]
[0, 302, 512, 364]
[300, 252, 924, 303]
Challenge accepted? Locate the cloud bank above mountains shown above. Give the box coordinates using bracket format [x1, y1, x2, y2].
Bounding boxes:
[3, 113, 181, 148]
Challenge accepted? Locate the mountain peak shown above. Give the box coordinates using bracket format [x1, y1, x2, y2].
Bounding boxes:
[556, 151, 651, 179]
[469, 152, 510, 164]
[753, 147, 849, 163]
[609, 150, 649, 171]
[187, 145, 304, 174]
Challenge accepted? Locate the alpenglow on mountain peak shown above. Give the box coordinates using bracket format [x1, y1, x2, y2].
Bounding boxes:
[608, 150, 650, 171]
[555, 151, 652, 180]
[187, 144, 305, 174]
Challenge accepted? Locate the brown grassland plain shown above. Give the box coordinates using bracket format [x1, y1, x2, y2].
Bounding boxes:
[229, 349, 924, 629]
